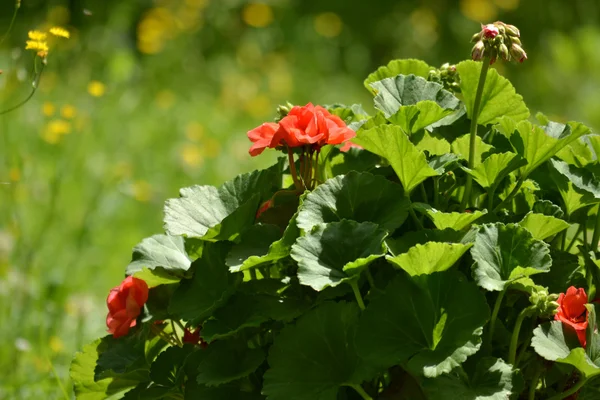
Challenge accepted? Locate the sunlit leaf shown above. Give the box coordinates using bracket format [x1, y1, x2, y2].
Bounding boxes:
[364, 58, 433, 94]
[466, 152, 526, 189]
[457, 60, 529, 125]
[451, 134, 493, 167]
[354, 125, 438, 193]
[518, 212, 570, 241]
[386, 242, 472, 276]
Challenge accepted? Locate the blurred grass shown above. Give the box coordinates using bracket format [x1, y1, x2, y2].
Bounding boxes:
[1, 0, 600, 398]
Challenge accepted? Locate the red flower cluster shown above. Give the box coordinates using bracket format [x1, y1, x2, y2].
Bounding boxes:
[555, 286, 588, 347]
[247, 103, 355, 156]
[106, 276, 149, 338]
[183, 326, 208, 349]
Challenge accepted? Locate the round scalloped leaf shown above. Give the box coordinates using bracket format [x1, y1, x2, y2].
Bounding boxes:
[422, 357, 524, 400]
[291, 220, 388, 291]
[414, 203, 486, 230]
[168, 242, 239, 324]
[451, 134, 493, 167]
[470, 223, 551, 291]
[388, 101, 459, 135]
[186, 340, 266, 387]
[353, 125, 439, 193]
[550, 159, 600, 199]
[370, 74, 460, 119]
[510, 120, 591, 179]
[263, 301, 367, 400]
[518, 212, 570, 241]
[126, 234, 191, 280]
[386, 242, 472, 276]
[225, 223, 286, 272]
[457, 60, 529, 126]
[296, 171, 409, 232]
[364, 58, 433, 93]
[532, 321, 600, 379]
[70, 338, 148, 400]
[355, 270, 489, 378]
[465, 152, 527, 190]
[200, 292, 309, 342]
[164, 167, 279, 241]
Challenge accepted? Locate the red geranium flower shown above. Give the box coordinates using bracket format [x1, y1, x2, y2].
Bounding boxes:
[183, 326, 208, 348]
[246, 103, 355, 156]
[248, 122, 279, 156]
[274, 103, 355, 149]
[106, 276, 149, 338]
[555, 286, 588, 347]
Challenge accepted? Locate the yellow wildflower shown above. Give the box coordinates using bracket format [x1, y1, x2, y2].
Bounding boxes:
[49, 27, 70, 39]
[87, 81, 106, 97]
[25, 40, 48, 52]
[28, 30, 47, 41]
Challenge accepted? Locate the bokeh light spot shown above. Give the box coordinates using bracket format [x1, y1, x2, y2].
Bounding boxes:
[460, 0, 498, 22]
[181, 143, 204, 167]
[243, 3, 274, 28]
[60, 104, 76, 119]
[42, 102, 55, 117]
[314, 12, 343, 38]
[185, 122, 204, 142]
[88, 81, 106, 97]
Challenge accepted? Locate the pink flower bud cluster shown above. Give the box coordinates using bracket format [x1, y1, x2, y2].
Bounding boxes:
[471, 21, 527, 65]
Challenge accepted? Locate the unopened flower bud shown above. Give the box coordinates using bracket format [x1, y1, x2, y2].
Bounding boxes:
[510, 36, 522, 46]
[276, 102, 294, 121]
[471, 32, 483, 43]
[510, 43, 527, 63]
[499, 43, 509, 61]
[471, 41, 485, 61]
[482, 24, 499, 39]
[504, 23, 520, 38]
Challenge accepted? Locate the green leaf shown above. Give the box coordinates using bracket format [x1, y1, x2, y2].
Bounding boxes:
[557, 137, 594, 166]
[510, 120, 591, 178]
[422, 357, 523, 400]
[388, 101, 458, 135]
[95, 335, 147, 381]
[169, 242, 239, 324]
[126, 234, 191, 280]
[164, 167, 278, 241]
[225, 223, 286, 272]
[320, 146, 380, 181]
[470, 223, 552, 291]
[386, 228, 470, 256]
[518, 212, 570, 241]
[549, 163, 599, 216]
[414, 204, 486, 230]
[364, 58, 433, 93]
[371, 74, 460, 119]
[534, 250, 584, 294]
[456, 60, 529, 125]
[533, 199, 565, 219]
[149, 345, 190, 387]
[386, 242, 472, 276]
[263, 301, 367, 400]
[184, 381, 263, 400]
[414, 130, 451, 156]
[451, 134, 493, 167]
[532, 321, 600, 378]
[201, 292, 309, 342]
[291, 220, 387, 291]
[356, 271, 489, 378]
[132, 267, 181, 288]
[550, 159, 600, 199]
[466, 152, 527, 189]
[353, 125, 438, 193]
[296, 171, 409, 232]
[187, 340, 266, 386]
[70, 339, 148, 400]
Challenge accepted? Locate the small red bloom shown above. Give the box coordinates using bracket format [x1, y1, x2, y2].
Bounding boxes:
[555, 286, 588, 347]
[256, 199, 273, 220]
[247, 103, 355, 156]
[482, 24, 499, 39]
[106, 276, 149, 338]
[248, 122, 279, 156]
[340, 141, 363, 152]
[183, 327, 208, 348]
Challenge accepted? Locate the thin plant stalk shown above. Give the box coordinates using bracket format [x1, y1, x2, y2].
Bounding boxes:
[565, 223, 584, 253]
[493, 177, 524, 213]
[0, 0, 20, 47]
[528, 363, 544, 400]
[547, 376, 589, 400]
[433, 177, 440, 208]
[508, 305, 535, 365]
[348, 384, 373, 400]
[460, 57, 490, 211]
[0, 59, 45, 116]
[350, 281, 366, 311]
[488, 289, 506, 345]
[287, 147, 303, 192]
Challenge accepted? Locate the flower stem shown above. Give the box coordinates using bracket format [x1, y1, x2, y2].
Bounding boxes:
[0, 0, 20, 47]
[366, 268, 376, 290]
[566, 223, 584, 253]
[350, 281, 366, 311]
[348, 384, 373, 400]
[508, 305, 535, 365]
[492, 176, 524, 213]
[592, 206, 600, 252]
[0, 59, 45, 116]
[487, 289, 506, 346]
[433, 178, 440, 209]
[287, 147, 303, 192]
[528, 363, 544, 400]
[460, 57, 490, 211]
[547, 376, 588, 400]
[408, 199, 425, 230]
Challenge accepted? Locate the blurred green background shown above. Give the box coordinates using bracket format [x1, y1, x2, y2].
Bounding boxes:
[1, 0, 599, 397]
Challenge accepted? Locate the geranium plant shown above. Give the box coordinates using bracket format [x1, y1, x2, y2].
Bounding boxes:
[71, 22, 600, 399]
